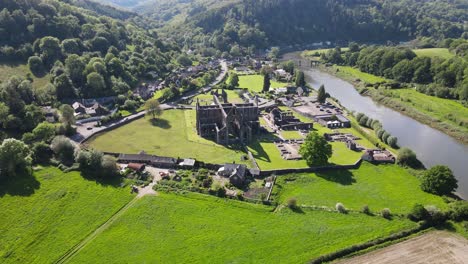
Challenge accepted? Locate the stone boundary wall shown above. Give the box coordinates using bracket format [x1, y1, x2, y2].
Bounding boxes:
[259, 159, 362, 177]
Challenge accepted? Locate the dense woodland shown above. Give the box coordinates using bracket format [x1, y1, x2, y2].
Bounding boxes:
[0, 0, 178, 146]
[321, 40, 468, 100]
[115, 0, 468, 54]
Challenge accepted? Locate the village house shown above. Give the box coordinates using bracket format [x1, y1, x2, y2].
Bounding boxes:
[127, 163, 146, 172]
[217, 163, 247, 187]
[72, 101, 109, 117]
[362, 149, 395, 164]
[117, 152, 178, 168]
[314, 114, 351, 128]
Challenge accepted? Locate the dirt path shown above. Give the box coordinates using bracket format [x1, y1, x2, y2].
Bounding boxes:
[335, 231, 468, 264]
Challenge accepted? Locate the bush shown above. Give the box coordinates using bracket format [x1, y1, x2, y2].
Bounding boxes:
[425, 206, 446, 225]
[408, 204, 429, 222]
[448, 201, 468, 222]
[381, 208, 392, 219]
[216, 187, 226, 198]
[336, 203, 347, 214]
[397, 147, 423, 169]
[361, 205, 371, 215]
[420, 165, 458, 196]
[386, 136, 398, 148]
[287, 198, 298, 209]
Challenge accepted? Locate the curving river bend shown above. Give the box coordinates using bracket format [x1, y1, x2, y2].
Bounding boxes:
[283, 52, 468, 198]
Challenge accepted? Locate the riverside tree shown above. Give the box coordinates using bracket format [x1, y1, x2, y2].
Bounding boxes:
[317, 85, 327, 103]
[421, 165, 458, 195]
[299, 132, 332, 166]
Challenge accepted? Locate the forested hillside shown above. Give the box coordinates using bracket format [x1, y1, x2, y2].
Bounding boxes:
[0, 0, 176, 139]
[98, 0, 467, 53]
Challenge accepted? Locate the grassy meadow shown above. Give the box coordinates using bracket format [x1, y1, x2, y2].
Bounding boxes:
[273, 162, 447, 214]
[379, 88, 468, 133]
[238, 74, 287, 93]
[332, 65, 388, 84]
[88, 109, 249, 165]
[0, 167, 134, 264]
[69, 192, 416, 263]
[413, 48, 454, 60]
[0, 63, 50, 89]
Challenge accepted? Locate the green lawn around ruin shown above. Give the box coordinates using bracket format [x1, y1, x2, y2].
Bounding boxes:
[272, 162, 447, 214]
[69, 192, 416, 263]
[0, 167, 134, 264]
[238, 74, 288, 93]
[190, 89, 245, 105]
[88, 109, 249, 165]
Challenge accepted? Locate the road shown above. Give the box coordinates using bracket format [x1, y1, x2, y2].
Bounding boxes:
[72, 60, 228, 143]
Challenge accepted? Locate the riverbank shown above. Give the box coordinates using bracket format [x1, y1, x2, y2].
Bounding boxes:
[318, 65, 468, 145]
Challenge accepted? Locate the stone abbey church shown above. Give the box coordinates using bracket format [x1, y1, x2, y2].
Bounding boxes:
[196, 90, 260, 145]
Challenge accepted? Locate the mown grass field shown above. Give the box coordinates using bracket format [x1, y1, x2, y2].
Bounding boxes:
[251, 110, 373, 170]
[413, 48, 454, 60]
[273, 162, 447, 214]
[0, 167, 134, 264]
[238, 74, 287, 93]
[88, 109, 249, 165]
[0, 63, 50, 89]
[332, 65, 388, 84]
[70, 192, 416, 263]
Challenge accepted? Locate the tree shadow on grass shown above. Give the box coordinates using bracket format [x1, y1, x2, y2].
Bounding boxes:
[316, 169, 356, 185]
[80, 171, 125, 188]
[0, 171, 40, 197]
[246, 133, 283, 163]
[149, 118, 171, 129]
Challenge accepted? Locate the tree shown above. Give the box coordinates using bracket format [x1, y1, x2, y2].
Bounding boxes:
[65, 54, 85, 86]
[28, 56, 44, 76]
[0, 138, 31, 178]
[59, 104, 75, 126]
[32, 122, 56, 142]
[269, 47, 280, 60]
[299, 132, 332, 166]
[295, 71, 305, 87]
[145, 98, 162, 120]
[86, 72, 106, 97]
[420, 165, 458, 196]
[39, 36, 61, 66]
[54, 73, 75, 100]
[229, 72, 239, 87]
[176, 54, 192, 66]
[32, 142, 53, 164]
[50, 136, 76, 165]
[397, 147, 422, 169]
[317, 85, 327, 104]
[262, 74, 270, 92]
[101, 155, 118, 178]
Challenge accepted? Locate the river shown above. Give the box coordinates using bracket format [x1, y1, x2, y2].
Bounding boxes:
[283, 52, 468, 198]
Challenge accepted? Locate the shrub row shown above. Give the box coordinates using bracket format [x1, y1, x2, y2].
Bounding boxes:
[354, 113, 398, 148]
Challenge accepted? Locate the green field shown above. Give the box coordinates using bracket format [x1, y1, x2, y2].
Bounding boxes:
[70, 192, 415, 263]
[303, 47, 350, 57]
[89, 110, 248, 165]
[379, 88, 468, 135]
[238, 74, 287, 93]
[273, 162, 447, 214]
[0, 167, 134, 263]
[332, 65, 388, 84]
[191, 89, 245, 105]
[0, 63, 50, 89]
[413, 48, 454, 60]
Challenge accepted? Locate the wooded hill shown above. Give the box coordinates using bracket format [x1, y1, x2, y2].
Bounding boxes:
[96, 0, 468, 53]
